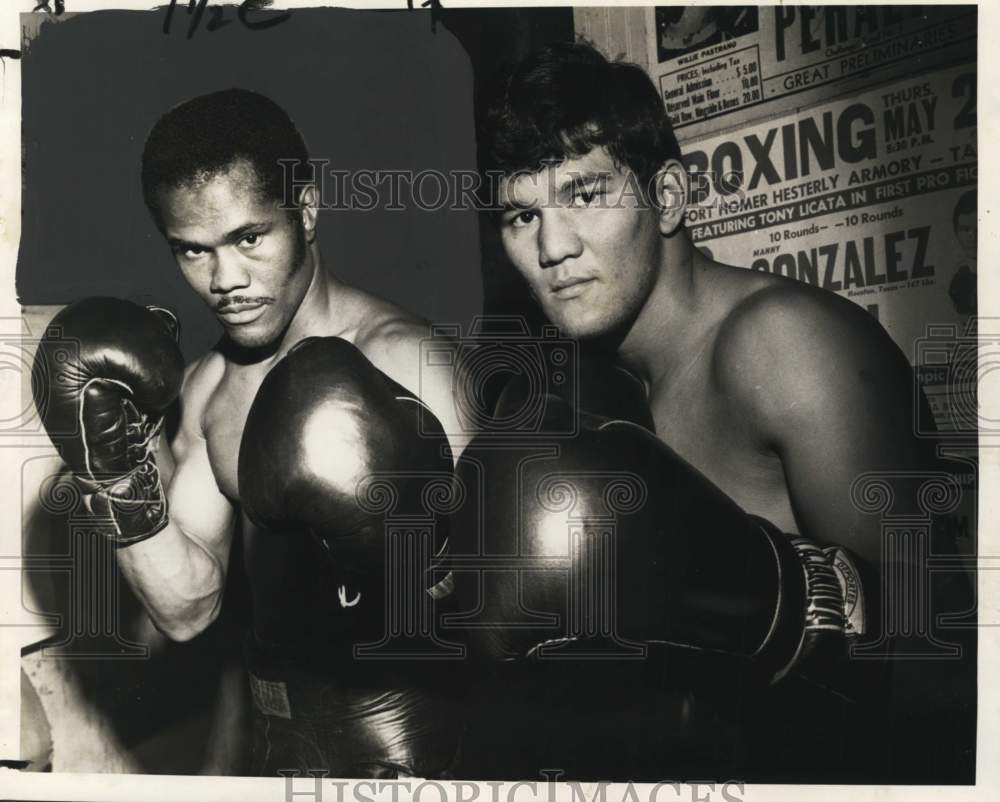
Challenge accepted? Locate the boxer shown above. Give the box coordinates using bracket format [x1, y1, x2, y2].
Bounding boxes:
[461, 42, 974, 780]
[33, 89, 467, 777]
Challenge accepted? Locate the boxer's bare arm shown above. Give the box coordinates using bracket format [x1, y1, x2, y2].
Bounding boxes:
[717, 284, 932, 567]
[718, 283, 974, 735]
[116, 353, 236, 641]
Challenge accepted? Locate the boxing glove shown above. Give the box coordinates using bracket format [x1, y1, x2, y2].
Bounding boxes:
[238, 336, 460, 777]
[32, 297, 184, 545]
[238, 336, 456, 631]
[498, 349, 655, 433]
[450, 384, 864, 685]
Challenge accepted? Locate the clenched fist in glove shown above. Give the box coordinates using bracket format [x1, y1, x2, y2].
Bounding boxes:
[449, 366, 868, 779]
[452, 372, 865, 681]
[32, 297, 184, 545]
[238, 336, 460, 778]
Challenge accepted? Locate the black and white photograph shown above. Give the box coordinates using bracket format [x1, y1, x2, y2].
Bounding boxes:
[0, 2, 993, 800]
[655, 7, 758, 63]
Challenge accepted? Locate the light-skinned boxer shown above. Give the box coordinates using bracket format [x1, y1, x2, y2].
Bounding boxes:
[452, 42, 974, 781]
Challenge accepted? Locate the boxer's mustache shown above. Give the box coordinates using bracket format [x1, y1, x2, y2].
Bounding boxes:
[216, 296, 275, 311]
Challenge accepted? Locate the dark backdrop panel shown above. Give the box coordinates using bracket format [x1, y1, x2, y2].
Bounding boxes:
[18, 8, 484, 361]
[440, 7, 575, 334]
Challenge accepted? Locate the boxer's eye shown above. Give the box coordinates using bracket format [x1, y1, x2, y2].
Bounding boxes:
[239, 233, 263, 249]
[508, 210, 537, 229]
[570, 187, 603, 207]
[180, 246, 208, 260]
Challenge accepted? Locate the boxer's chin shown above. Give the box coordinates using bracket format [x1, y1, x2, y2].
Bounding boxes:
[542, 303, 620, 341]
[222, 316, 282, 350]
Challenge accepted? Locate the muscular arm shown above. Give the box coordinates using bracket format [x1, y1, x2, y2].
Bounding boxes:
[116, 355, 236, 641]
[720, 286, 934, 564]
[719, 286, 973, 708]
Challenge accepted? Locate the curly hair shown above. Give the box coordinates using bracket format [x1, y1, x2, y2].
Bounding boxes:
[477, 42, 682, 199]
[141, 88, 311, 229]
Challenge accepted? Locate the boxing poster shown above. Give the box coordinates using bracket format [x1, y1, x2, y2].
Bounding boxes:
[678, 55, 980, 650]
[682, 62, 977, 358]
[648, 5, 977, 141]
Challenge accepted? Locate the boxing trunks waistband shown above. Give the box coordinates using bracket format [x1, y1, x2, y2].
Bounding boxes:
[242, 631, 461, 778]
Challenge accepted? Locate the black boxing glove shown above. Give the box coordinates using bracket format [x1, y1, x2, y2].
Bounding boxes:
[503, 349, 655, 432]
[32, 298, 184, 546]
[238, 336, 455, 627]
[451, 386, 865, 685]
[238, 336, 459, 777]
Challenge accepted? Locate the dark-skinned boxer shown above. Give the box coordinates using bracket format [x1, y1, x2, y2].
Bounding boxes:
[462, 42, 975, 781]
[32, 88, 468, 777]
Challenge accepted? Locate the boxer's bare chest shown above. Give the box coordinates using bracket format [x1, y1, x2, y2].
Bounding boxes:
[648, 355, 799, 533]
[198, 321, 399, 505]
[202, 363, 272, 503]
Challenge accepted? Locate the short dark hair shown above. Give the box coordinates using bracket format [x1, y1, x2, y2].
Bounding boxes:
[477, 42, 682, 198]
[953, 190, 976, 231]
[141, 88, 310, 229]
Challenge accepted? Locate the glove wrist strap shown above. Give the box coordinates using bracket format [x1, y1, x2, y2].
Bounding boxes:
[79, 406, 169, 547]
[85, 461, 169, 547]
[789, 536, 846, 666]
[773, 536, 866, 682]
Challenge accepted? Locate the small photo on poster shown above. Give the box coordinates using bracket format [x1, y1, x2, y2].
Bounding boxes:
[947, 189, 977, 317]
[655, 6, 758, 62]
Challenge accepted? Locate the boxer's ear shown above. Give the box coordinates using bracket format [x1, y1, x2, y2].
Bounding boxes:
[652, 160, 688, 236]
[297, 184, 319, 243]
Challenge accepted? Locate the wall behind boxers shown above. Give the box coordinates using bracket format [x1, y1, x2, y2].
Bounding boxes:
[18, 7, 483, 362]
[576, 6, 978, 393]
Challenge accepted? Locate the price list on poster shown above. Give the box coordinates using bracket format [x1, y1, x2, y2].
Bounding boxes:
[659, 44, 761, 128]
[649, 6, 976, 138]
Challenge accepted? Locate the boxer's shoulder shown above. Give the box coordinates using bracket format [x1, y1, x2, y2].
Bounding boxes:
[183, 350, 226, 401]
[712, 277, 905, 428]
[718, 277, 895, 363]
[355, 311, 433, 390]
[356, 310, 468, 455]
